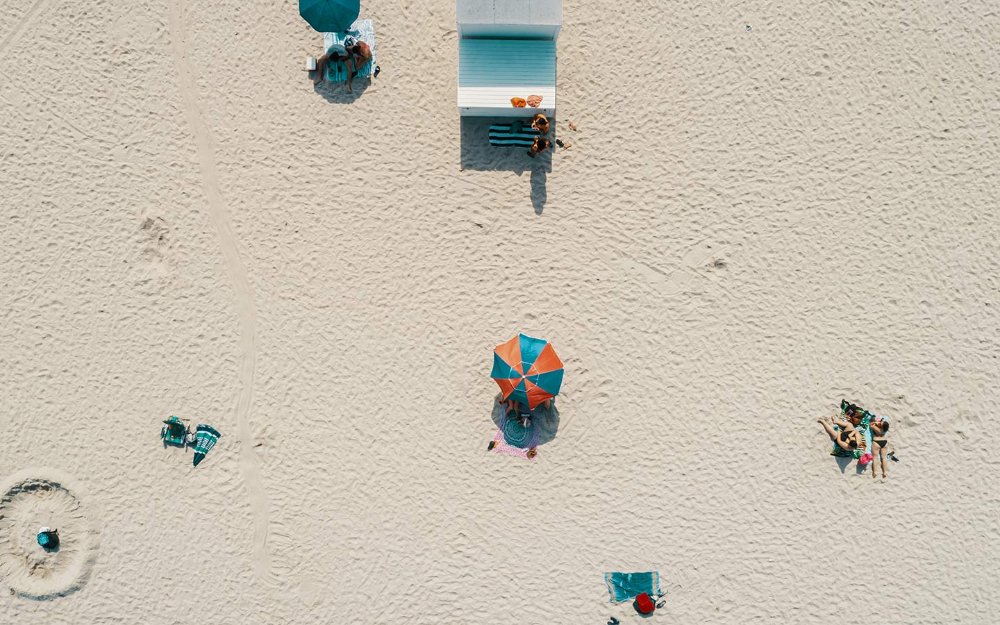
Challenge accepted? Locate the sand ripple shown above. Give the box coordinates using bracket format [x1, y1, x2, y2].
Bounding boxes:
[0, 469, 98, 600]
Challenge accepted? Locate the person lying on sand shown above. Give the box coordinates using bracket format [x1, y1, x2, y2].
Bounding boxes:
[870, 418, 890, 479]
[530, 113, 550, 135]
[817, 415, 864, 454]
[842, 404, 863, 427]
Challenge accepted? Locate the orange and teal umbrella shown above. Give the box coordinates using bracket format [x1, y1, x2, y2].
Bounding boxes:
[491, 333, 564, 409]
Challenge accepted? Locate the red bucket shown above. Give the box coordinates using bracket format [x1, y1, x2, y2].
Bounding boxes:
[635, 592, 655, 615]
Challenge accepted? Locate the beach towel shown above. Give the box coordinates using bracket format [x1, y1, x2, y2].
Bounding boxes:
[604, 571, 661, 604]
[323, 19, 377, 81]
[489, 408, 539, 460]
[489, 122, 541, 147]
[192, 424, 221, 467]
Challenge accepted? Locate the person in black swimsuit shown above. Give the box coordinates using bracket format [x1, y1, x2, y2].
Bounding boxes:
[870, 418, 890, 480]
[817, 415, 862, 453]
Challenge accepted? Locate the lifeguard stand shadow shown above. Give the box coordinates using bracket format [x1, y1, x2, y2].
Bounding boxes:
[460, 118, 551, 214]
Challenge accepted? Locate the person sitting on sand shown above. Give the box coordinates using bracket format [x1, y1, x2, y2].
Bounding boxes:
[870, 417, 890, 479]
[313, 49, 340, 85]
[37, 527, 59, 549]
[527, 137, 551, 158]
[818, 414, 864, 454]
[345, 41, 372, 92]
[530, 113, 550, 135]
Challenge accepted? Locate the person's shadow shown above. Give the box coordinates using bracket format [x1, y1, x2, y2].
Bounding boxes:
[530, 166, 547, 214]
[490, 395, 561, 445]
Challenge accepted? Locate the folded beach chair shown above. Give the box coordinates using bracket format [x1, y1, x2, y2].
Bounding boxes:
[604, 571, 662, 604]
[192, 424, 221, 467]
[488, 121, 541, 147]
[322, 19, 378, 84]
[161, 416, 188, 448]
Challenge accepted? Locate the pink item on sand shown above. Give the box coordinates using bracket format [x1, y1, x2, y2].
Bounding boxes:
[859, 453, 873, 465]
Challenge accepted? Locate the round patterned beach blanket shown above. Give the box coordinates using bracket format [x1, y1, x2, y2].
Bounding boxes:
[502, 418, 534, 449]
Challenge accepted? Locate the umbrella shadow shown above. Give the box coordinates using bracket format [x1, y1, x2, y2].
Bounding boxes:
[311, 74, 371, 103]
[490, 395, 561, 446]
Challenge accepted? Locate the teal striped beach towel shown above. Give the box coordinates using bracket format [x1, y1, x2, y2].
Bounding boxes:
[489, 122, 540, 147]
[604, 571, 661, 604]
[192, 424, 221, 467]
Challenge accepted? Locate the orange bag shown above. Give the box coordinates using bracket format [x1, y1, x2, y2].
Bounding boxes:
[510, 97, 527, 108]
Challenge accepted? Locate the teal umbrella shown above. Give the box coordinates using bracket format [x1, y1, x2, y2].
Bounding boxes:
[299, 0, 360, 32]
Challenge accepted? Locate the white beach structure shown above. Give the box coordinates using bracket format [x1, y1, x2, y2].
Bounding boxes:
[457, 0, 562, 117]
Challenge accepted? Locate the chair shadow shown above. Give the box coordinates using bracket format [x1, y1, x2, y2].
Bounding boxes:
[490, 395, 561, 446]
[460, 118, 552, 213]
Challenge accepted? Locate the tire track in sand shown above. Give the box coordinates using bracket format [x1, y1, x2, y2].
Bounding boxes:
[0, 0, 49, 58]
[166, 0, 272, 582]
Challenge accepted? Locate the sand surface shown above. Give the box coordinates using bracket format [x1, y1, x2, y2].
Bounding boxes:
[2, 1, 999, 623]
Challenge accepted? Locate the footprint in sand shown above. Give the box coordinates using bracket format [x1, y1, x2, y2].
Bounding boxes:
[134, 214, 173, 283]
[621, 240, 729, 297]
[0, 469, 99, 600]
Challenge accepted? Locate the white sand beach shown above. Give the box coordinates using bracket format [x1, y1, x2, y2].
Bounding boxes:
[2, 0, 999, 623]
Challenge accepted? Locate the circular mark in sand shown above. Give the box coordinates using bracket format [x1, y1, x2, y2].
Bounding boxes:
[0, 469, 98, 600]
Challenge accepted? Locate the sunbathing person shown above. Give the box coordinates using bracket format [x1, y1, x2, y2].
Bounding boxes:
[870, 418, 890, 479]
[842, 404, 863, 427]
[530, 113, 550, 135]
[527, 137, 551, 158]
[818, 415, 863, 454]
[345, 41, 372, 92]
[313, 50, 342, 85]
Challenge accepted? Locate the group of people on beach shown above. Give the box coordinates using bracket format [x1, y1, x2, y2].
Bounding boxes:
[527, 113, 552, 157]
[818, 403, 893, 479]
[312, 39, 372, 91]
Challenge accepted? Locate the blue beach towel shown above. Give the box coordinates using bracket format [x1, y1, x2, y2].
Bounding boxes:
[604, 571, 661, 604]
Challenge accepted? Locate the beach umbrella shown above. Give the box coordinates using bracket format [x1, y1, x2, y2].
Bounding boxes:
[491, 333, 564, 409]
[299, 0, 360, 32]
[192, 424, 221, 467]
